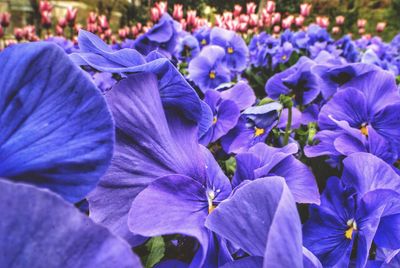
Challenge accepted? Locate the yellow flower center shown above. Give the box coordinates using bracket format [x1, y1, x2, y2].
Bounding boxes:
[282, 55, 287, 60]
[209, 70, 216, 79]
[212, 116, 218, 124]
[201, 39, 207, 45]
[360, 124, 368, 136]
[345, 219, 357, 240]
[227, 47, 234, 54]
[254, 127, 265, 137]
[207, 190, 216, 214]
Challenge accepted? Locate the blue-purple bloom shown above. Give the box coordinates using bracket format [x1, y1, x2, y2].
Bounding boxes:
[210, 27, 249, 72]
[303, 153, 400, 267]
[188, 45, 231, 92]
[200, 81, 256, 145]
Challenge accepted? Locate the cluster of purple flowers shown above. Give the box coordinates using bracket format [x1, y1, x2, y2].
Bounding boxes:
[2, 11, 400, 268]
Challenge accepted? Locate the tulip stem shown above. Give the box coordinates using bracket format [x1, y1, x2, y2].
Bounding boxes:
[283, 106, 292, 145]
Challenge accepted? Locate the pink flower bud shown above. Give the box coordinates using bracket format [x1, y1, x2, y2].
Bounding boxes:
[273, 25, 280, 33]
[271, 13, 281, 25]
[155, 1, 167, 15]
[14, 28, 24, 41]
[357, 19, 367, 29]
[266, 1, 276, 14]
[233, 5, 242, 17]
[87, 12, 97, 24]
[0, 26, 3, 39]
[173, 4, 183, 21]
[316, 16, 329, 28]
[295, 16, 304, 27]
[41, 10, 52, 28]
[246, 2, 257, 15]
[300, 3, 312, 17]
[332, 26, 340, 34]
[150, 7, 160, 22]
[58, 18, 67, 28]
[249, 14, 258, 27]
[187, 10, 197, 26]
[0, 12, 11, 28]
[376, 22, 386, 33]
[39, 0, 52, 12]
[56, 25, 64, 36]
[98, 15, 109, 30]
[66, 7, 78, 25]
[335, 15, 345, 26]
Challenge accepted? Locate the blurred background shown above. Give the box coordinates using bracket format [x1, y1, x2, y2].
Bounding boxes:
[0, 0, 399, 40]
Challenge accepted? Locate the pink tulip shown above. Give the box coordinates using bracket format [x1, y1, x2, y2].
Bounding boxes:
[56, 25, 64, 36]
[39, 0, 52, 12]
[87, 23, 97, 33]
[187, 10, 197, 26]
[357, 19, 367, 29]
[271, 13, 281, 25]
[266, 1, 276, 14]
[295, 16, 304, 27]
[316, 16, 329, 28]
[131, 26, 139, 37]
[246, 2, 257, 15]
[66, 7, 78, 26]
[41, 10, 52, 28]
[118, 28, 127, 39]
[332, 26, 340, 34]
[335, 15, 345, 26]
[223, 12, 233, 22]
[150, 7, 160, 22]
[14, 28, 24, 41]
[249, 14, 258, 27]
[300, 3, 312, 17]
[98, 15, 109, 30]
[58, 18, 67, 28]
[273, 25, 280, 33]
[87, 12, 97, 24]
[0, 12, 11, 28]
[155, 1, 167, 15]
[233, 5, 242, 17]
[376, 22, 386, 33]
[173, 4, 183, 21]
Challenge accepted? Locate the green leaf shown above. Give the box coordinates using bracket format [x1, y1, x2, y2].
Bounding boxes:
[145, 236, 165, 268]
[225, 157, 237, 175]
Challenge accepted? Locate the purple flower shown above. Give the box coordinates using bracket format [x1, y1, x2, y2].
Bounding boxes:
[200, 82, 256, 145]
[265, 57, 320, 105]
[303, 153, 400, 267]
[305, 70, 400, 165]
[210, 27, 249, 72]
[188, 45, 231, 93]
[233, 142, 320, 204]
[221, 102, 282, 154]
[205, 177, 321, 267]
[175, 33, 200, 62]
[133, 13, 180, 57]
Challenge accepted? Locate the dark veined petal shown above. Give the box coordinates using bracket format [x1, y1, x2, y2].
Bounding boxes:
[0, 42, 114, 202]
[0, 178, 141, 268]
[205, 177, 303, 268]
[88, 73, 205, 245]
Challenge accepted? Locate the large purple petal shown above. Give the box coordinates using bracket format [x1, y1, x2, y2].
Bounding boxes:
[0, 179, 140, 267]
[128, 174, 209, 266]
[88, 73, 204, 244]
[342, 152, 400, 197]
[0, 42, 114, 202]
[205, 177, 303, 268]
[220, 81, 256, 111]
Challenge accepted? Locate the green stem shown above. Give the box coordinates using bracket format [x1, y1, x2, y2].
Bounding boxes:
[283, 106, 292, 145]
